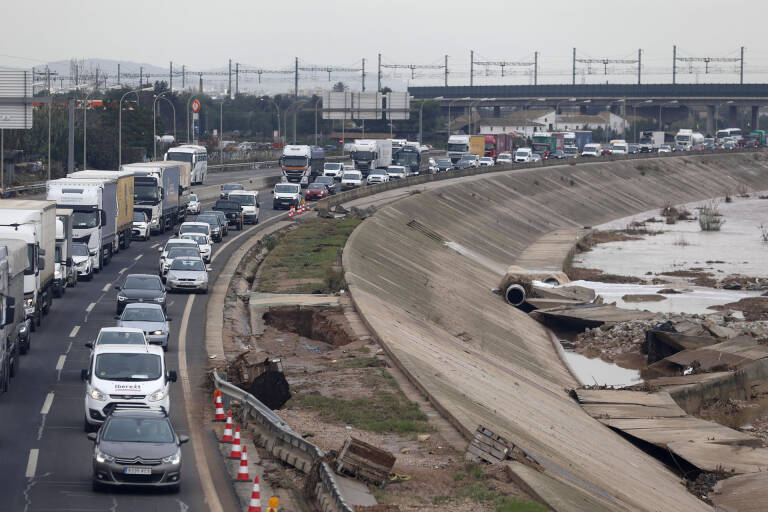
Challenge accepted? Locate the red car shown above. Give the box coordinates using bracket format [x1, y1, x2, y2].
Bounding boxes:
[304, 183, 329, 201]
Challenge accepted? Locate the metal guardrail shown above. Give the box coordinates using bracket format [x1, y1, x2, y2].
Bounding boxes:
[211, 370, 354, 512]
[208, 155, 349, 173]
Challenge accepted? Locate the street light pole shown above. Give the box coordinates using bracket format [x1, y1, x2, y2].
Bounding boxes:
[313, 97, 322, 146]
[76, 85, 93, 169]
[158, 97, 176, 145]
[219, 100, 223, 164]
[153, 90, 173, 160]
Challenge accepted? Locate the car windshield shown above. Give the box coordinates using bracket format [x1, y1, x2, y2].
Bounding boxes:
[353, 151, 373, 160]
[436, 159, 451, 165]
[480, 158, 493, 162]
[196, 215, 218, 224]
[102, 417, 174, 443]
[315, 177, 333, 184]
[132, 212, 146, 222]
[446, 143, 468, 152]
[283, 156, 308, 167]
[515, 151, 528, 156]
[324, 163, 341, 170]
[308, 184, 325, 190]
[222, 184, 243, 192]
[181, 234, 207, 245]
[121, 307, 165, 322]
[94, 353, 162, 381]
[275, 185, 299, 193]
[230, 194, 255, 205]
[387, 167, 404, 173]
[190, 194, 197, 202]
[180, 225, 208, 235]
[170, 258, 205, 271]
[342, 173, 360, 180]
[72, 243, 89, 257]
[72, 211, 99, 229]
[123, 276, 163, 290]
[370, 170, 386, 175]
[97, 331, 146, 345]
[167, 248, 199, 259]
[134, 182, 159, 202]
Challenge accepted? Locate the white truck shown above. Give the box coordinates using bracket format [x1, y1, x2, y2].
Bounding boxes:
[638, 131, 665, 152]
[0, 200, 57, 331]
[0, 239, 28, 393]
[446, 134, 471, 164]
[121, 162, 181, 234]
[674, 129, 704, 150]
[47, 178, 116, 271]
[350, 139, 392, 176]
[280, 145, 313, 186]
[54, 209, 77, 297]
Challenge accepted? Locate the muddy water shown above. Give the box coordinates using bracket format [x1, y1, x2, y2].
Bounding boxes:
[575, 194, 768, 279]
[562, 350, 642, 387]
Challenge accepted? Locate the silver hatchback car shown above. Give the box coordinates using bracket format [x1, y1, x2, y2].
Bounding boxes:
[88, 409, 188, 492]
[165, 257, 209, 293]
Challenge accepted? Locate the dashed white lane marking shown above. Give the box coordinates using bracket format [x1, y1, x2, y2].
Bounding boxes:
[85, 303, 96, 313]
[134, 254, 143, 261]
[101, 283, 111, 292]
[55, 355, 66, 371]
[151, 243, 160, 249]
[68, 326, 80, 338]
[118, 267, 127, 274]
[25, 449, 39, 478]
[40, 393, 54, 415]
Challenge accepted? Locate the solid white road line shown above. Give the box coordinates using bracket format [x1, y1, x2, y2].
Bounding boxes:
[25, 449, 39, 478]
[134, 254, 143, 261]
[85, 303, 96, 313]
[40, 393, 54, 415]
[68, 326, 80, 338]
[55, 355, 66, 371]
[101, 283, 111, 292]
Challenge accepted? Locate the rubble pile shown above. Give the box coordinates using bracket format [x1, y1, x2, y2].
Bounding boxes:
[573, 318, 662, 361]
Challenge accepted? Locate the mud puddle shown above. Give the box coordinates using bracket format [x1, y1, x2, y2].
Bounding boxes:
[562, 350, 643, 387]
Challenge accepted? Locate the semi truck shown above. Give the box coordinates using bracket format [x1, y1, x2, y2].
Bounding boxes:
[280, 145, 313, 185]
[67, 170, 135, 250]
[350, 139, 392, 176]
[482, 134, 513, 158]
[446, 135, 485, 163]
[0, 200, 57, 331]
[54, 209, 77, 297]
[675, 129, 704, 149]
[638, 131, 665, 152]
[0, 239, 28, 393]
[121, 162, 180, 234]
[392, 144, 422, 175]
[310, 146, 326, 178]
[531, 133, 561, 158]
[741, 130, 766, 147]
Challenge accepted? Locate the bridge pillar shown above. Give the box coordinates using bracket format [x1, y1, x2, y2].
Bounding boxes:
[728, 105, 739, 128]
[751, 106, 760, 130]
[706, 105, 716, 137]
[579, 104, 588, 114]
[493, 105, 501, 118]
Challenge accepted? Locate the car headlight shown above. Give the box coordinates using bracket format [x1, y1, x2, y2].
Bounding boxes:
[90, 388, 107, 401]
[150, 330, 165, 336]
[89, 248, 98, 256]
[155, 296, 165, 303]
[95, 447, 115, 463]
[161, 450, 181, 465]
[24, 297, 34, 308]
[117, 295, 126, 302]
[148, 389, 165, 402]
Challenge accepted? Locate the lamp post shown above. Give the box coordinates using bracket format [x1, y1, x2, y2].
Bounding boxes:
[289, 100, 309, 145]
[313, 97, 322, 146]
[468, 98, 495, 135]
[120, 86, 153, 166]
[260, 97, 281, 145]
[158, 96, 176, 146]
[76, 84, 94, 169]
[554, 97, 577, 132]
[447, 97, 470, 136]
[153, 90, 175, 160]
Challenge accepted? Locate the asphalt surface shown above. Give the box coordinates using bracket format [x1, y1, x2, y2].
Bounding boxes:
[0, 174, 285, 512]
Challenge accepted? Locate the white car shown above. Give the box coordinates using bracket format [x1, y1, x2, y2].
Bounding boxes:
[323, 162, 343, 180]
[89, 327, 148, 348]
[386, 165, 407, 180]
[72, 242, 93, 281]
[496, 153, 513, 164]
[158, 238, 200, 275]
[658, 145, 672, 153]
[180, 233, 212, 263]
[341, 170, 363, 190]
[227, 190, 260, 224]
[530, 153, 542, 162]
[132, 211, 150, 241]
[187, 193, 201, 215]
[514, 148, 533, 162]
[367, 169, 390, 184]
[427, 158, 439, 174]
[82, 343, 176, 431]
[165, 257, 209, 293]
[581, 144, 602, 157]
[178, 221, 212, 240]
[272, 183, 302, 210]
[479, 157, 495, 167]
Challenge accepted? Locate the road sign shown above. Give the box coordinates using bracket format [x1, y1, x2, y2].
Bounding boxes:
[191, 99, 201, 113]
[268, 496, 279, 508]
[0, 70, 33, 129]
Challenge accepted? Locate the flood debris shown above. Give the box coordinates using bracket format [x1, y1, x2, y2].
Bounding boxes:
[465, 425, 542, 470]
[529, 303, 657, 331]
[227, 351, 291, 409]
[335, 436, 396, 486]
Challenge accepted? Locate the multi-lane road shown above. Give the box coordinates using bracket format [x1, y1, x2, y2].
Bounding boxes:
[0, 164, 289, 511]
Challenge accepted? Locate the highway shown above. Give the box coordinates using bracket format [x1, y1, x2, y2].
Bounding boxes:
[0, 172, 285, 512]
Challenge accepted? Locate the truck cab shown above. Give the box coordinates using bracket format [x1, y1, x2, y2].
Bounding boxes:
[392, 145, 421, 175]
[280, 145, 312, 187]
[446, 135, 470, 164]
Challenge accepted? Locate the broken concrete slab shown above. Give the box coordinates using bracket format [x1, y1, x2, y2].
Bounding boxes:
[247, 292, 341, 308]
[530, 304, 658, 331]
[645, 329, 718, 364]
[710, 472, 768, 512]
[651, 337, 768, 374]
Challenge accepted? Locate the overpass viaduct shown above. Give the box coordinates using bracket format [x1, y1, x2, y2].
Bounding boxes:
[410, 83, 768, 133]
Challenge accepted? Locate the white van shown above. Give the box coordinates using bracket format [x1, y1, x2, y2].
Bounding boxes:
[227, 190, 260, 224]
[514, 148, 533, 163]
[82, 343, 176, 431]
[610, 143, 628, 155]
[581, 143, 602, 157]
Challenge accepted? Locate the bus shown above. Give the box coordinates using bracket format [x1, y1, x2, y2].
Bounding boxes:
[715, 128, 742, 143]
[165, 145, 208, 185]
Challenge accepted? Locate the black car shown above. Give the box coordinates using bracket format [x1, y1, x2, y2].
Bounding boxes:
[213, 200, 244, 230]
[116, 274, 166, 314]
[88, 408, 188, 492]
[195, 213, 224, 242]
[549, 150, 566, 159]
[323, 144, 337, 152]
[435, 158, 452, 172]
[313, 176, 337, 195]
[219, 183, 244, 199]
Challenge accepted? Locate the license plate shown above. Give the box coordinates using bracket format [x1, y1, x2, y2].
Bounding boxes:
[124, 467, 152, 475]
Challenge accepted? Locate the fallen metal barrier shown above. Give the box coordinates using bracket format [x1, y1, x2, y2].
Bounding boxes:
[211, 369, 355, 512]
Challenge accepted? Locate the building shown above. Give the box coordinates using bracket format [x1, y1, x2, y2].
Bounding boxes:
[554, 111, 628, 133]
[476, 109, 555, 137]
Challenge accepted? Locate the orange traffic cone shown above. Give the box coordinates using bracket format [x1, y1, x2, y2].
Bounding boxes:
[237, 446, 250, 481]
[288, 206, 295, 218]
[213, 393, 226, 422]
[247, 476, 262, 512]
[229, 426, 242, 459]
[220, 411, 233, 443]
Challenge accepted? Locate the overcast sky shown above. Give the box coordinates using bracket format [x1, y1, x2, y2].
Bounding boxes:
[2, 0, 766, 89]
